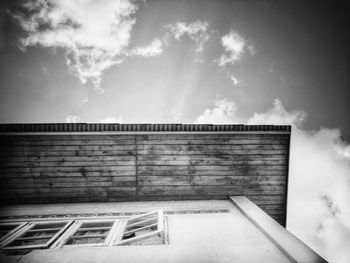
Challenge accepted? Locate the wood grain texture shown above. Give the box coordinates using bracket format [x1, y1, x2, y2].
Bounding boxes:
[0, 131, 290, 226]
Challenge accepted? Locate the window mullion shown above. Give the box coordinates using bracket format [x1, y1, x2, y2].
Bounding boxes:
[106, 219, 125, 246]
[51, 221, 81, 248]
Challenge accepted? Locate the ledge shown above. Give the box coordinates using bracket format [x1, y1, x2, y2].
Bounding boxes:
[229, 196, 327, 263]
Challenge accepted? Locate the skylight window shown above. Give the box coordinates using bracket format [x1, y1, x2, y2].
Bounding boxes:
[0, 210, 166, 251]
[0, 223, 27, 243]
[1, 221, 73, 250]
[114, 209, 165, 246]
[52, 219, 122, 248]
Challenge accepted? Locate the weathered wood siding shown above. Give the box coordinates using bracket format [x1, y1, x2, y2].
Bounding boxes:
[0, 124, 290, 225]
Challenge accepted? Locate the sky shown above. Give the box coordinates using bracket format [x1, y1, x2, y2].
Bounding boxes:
[0, 0, 349, 262]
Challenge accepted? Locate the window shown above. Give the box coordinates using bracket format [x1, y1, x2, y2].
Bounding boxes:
[0, 210, 166, 250]
[114, 209, 165, 246]
[1, 221, 73, 250]
[0, 223, 27, 243]
[51, 219, 123, 248]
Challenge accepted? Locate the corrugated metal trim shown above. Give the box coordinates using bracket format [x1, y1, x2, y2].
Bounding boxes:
[0, 123, 291, 133]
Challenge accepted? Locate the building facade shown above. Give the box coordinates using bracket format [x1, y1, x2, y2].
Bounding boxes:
[0, 124, 326, 262]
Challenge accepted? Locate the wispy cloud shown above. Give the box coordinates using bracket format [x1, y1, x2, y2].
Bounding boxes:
[195, 98, 350, 262]
[100, 116, 123, 123]
[230, 75, 240, 87]
[217, 31, 255, 67]
[12, 0, 138, 92]
[131, 38, 163, 57]
[65, 114, 80, 123]
[164, 20, 210, 52]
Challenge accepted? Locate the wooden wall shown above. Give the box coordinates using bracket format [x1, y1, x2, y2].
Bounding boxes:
[0, 124, 290, 226]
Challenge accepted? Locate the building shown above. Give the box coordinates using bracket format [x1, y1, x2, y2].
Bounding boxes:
[0, 123, 326, 262]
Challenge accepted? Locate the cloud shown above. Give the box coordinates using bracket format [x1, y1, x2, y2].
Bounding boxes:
[230, 75, 240, 87]
[286, 128, 350, 263]
[12, 0, 138, 92]
[100, 116, 123, 123]
[194, 99, 241, 124]
[247, 44, 257, 56]
[164, 20, 210, 52]
[131, 38, 163, 57]
[65, 114, 80, 123]
[195, 98, 350, 262]
[217, 31, 255, 67]
[247, 99, 306, 127]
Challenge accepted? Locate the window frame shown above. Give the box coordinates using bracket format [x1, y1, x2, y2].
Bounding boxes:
[0, 209, 166, 250]
[51, 219, 123, 248]
[0, 220, 73, 250]
[113, 209, 164, 246]
[0, 222, 27, 243]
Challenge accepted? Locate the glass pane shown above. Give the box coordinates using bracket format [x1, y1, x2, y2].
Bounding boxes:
[64, 221, 113, 246]
[74, 229, 110, 236]
[80, 222, 113, 228]
[31, 222, 66, 230]
[123, 226, 157, 240]
[21, 230, 56, 239]
[66, 236, 106, 245]
[0, 224, 18, 239]
[6, 238, 51, 247]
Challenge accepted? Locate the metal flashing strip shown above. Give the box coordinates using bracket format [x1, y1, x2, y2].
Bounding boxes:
[229, 196, 327, 263]
[0, 131, 291, 135]
[0, 123, 291, 133]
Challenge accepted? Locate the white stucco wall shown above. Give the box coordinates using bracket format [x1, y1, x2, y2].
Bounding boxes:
[0, 200, 323, 263]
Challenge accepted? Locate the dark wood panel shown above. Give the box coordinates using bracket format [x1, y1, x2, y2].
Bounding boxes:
[0, 150, 136, 157]
[137, 170, 286, 177]
[138, 143, 287, 150]
[137, 175, 286, 181]
[1, 186, 136, 194]
[0, 176, 136, 183]
[0, 166, 136, 173]
[138, 134, 289, 139]
[136, 139, 289, 145]
[137, 159, 287, 166]
[137, 180, 286, 187]
[137, 164, 287, 172]
[1, 196, 137, 205]
[0, 181, 137, 188]
[0, 131, 289, 227]
[137, 184, 284, 191]
[0, 139, 136, 146]
[0, 139, 288, 147]
[1, 160, 136, 167]
[0, 179, 285, 189]
[0, 145, 136, 152]
[137, 154, 286, 161]
[0, 155, 136, 163]
[137, 149, 288, 155]
[0, 133, 290, 142]
[1, 135, 136, 141]
[0, 152, 286, 161]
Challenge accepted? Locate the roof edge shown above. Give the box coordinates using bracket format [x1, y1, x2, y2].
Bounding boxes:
[229, 196, 327, 263]
[0, 123, 291, 133]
